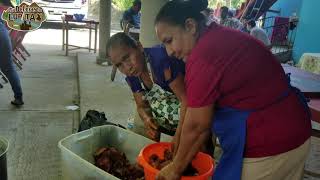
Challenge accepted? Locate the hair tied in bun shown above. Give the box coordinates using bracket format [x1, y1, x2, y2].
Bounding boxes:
[155, 0, 208, 27]
[187, 0, 208, 12]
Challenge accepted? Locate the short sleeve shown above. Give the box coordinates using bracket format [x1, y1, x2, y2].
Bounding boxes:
[125, 76, 143, 93]
[132, 13, 141, 28]
[162, 56, 185, 84]
[145, 45, 185, 90]
[185, 56, 222, 108]
[250, 29, 258, 38]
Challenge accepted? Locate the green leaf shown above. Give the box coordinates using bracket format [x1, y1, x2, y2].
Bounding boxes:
[112, 0, 133, 11]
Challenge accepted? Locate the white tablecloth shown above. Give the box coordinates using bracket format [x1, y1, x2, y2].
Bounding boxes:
[298, 53, 320, 74]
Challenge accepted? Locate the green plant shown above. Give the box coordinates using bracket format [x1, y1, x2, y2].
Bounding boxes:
[112, 0, 133, 11]
[208, 0, 246, 9]
[232, 0, 247, 8]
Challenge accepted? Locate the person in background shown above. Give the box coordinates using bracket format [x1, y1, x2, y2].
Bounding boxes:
[247, 19, 271, 47]
[0, 0, 24, 106]
[154, 0, 311, 179]
[121, 0, 141, 29]
[219, 6, 243, 30]
[201, 8, 218, 25]
[227, 9, 235, 18]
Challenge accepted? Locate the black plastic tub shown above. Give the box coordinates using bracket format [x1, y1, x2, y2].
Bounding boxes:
[0, 137, 8, 180]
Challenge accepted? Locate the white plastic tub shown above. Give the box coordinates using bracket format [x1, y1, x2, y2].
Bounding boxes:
[0, 137, 9, 180]
[58, 125, 153, 180]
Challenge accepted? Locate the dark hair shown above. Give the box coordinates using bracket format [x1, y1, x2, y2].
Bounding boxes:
[133, 0, 141, 7]
[203, 8, 213, 13]
[106, 32, 138, 57]
[220, 6, 229, 13]
[247, 19, 256, 28]
[220, 6, 228, 19]
[0, 0, 14, 7]
[155, 0, 208, 27]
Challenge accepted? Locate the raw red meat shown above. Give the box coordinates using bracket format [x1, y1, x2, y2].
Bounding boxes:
[94, 147, 145, 180]
[148, 149, 199, 176]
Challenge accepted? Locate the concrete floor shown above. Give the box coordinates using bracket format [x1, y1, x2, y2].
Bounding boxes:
[77, 52, 135, 125]
[0, 42, 78, 179]
[0, 28, 319, 180]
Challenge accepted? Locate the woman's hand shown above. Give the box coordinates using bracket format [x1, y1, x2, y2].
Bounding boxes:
[132, 92, 160, 141]
[156, 162, 181, 180]
[144, 117, 160, 141]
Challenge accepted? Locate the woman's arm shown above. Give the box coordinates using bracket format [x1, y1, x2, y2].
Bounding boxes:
[174, 105, 214, 172]
[133, 91, 160, 140]
[156, 105, 214, 179]
[165, 70, 187, 155]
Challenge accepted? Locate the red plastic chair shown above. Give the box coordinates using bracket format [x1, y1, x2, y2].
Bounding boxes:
[10, 30, 30, 70]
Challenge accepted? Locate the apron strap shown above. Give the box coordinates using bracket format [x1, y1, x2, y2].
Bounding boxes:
[213, 108, 250, 180]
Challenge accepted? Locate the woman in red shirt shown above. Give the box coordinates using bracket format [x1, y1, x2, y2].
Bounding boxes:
[154, 0, 311, 180]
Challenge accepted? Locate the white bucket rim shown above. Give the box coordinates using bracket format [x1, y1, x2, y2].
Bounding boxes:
[0, 137, 9, 158]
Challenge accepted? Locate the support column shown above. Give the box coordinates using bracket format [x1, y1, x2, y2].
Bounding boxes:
[96, 0, 112, 64]
[140, 0, 168, 48]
